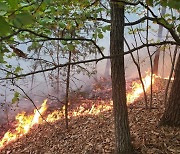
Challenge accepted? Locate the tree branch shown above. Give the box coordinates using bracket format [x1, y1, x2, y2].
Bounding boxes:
[111, 0, 140, 6]
[138, 1, 180, 44]
[0, 41, 178, 80]
[18, 29, 105, 57]
[0, 30, 21, 42]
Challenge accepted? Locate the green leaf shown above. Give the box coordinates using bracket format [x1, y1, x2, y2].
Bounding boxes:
[177, 25, 180, 33]
[12, 12, 34, 27]
[44, 0, 51, 5]
[12, 91, 20, 104]
[102, 26, 107, 32]
[7, 0, 19, 9]
[102, 25, 111, 32]
[98, 33, 103, 39]
[67, 44, 75, 51]
[146, 0, 153, 6]
[0, 51, 5, 63]
[12, 18, 22, 28]
[61, 40, 67, 45]
[5, 64, 12, 68]
[85, 12, 91, 18]
[0, 16, 11, 35]
[92, 33, 97, 39]
[0, 2, 9, 11]
[59, 22, 66, 28]
[15, 66, 22, 73]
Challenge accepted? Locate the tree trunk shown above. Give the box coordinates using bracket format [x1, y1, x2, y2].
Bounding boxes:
[153, 49, 160, 75]
[104, 58, 111, 77]
[65, 51, 71, 129]
[153, 7, 166, 75]
[110, 2, 134, 153]
[159, 53, 180, 127]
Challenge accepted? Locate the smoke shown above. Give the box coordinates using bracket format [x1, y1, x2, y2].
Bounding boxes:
[0, 32, 177, 126]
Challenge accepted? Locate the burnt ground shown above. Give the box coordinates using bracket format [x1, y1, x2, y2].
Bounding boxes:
[0, 78, 180, 154]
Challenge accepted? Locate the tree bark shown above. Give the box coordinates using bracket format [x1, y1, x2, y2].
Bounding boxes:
[153, 7, 166, 75]
[65, 51, 71, 129]
[104, 58, 111, 77]
[110, 2, 134, 153]
[159, 53, 180, 127]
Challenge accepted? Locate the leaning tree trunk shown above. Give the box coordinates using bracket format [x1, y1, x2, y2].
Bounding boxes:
[110, 2, 134, 153]
[159, 53, 180, 127]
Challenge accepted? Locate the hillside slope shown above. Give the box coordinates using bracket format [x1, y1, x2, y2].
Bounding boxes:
[1, 78, 180, 154]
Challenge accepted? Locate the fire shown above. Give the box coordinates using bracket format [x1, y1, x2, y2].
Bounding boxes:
[163, 77, 174, 80]
[0, 99, 114, 150]
[127, 73, 155, 104]
[32, 100, 47, 124]
[0, 99, 48, 149]
[1, 72, 167, 150]
[46, 110, 64, 123]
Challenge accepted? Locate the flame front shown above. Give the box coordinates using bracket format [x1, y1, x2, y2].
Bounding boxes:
[0, 73, 160, 149]
[0, 99, 48, 149]
[127, 73, 155, 104]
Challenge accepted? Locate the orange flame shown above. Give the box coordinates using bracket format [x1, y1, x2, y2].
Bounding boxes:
[163, 77, 174, 80]
[1, 72, 167, 150]
[127, 73, 155, 104]
[0, 99, 114, 150]
[0, 99, 48, 149]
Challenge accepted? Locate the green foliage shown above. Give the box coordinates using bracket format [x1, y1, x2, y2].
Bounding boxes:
[14, 66, 23, 74]
[67, 44, 75, 51]
[0, 16, 11, 36]
[7, 0, 19, 9]
[12, 91, 20, 104]
[0, 0, 178, 89]
[146, 0, 154, 6]
[0, 51, 5, 63]
[98, 33, 104, 39]
[177, 25, 180, 33]
[155, 0, 180, 10]
[0, 2, 9, 12]
[12, 12, 34, 27]
[5, 64, 12, 68]
[102, 25, 111, 32]
[0, 45, 10, 63]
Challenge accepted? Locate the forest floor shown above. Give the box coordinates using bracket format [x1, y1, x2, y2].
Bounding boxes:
[1, 78, 180, 154]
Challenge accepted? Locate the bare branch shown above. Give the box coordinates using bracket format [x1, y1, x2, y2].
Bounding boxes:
[111, 0, 140, 6]
[13, 82, 53, 127]
[138, 1, 180, 44]
[0, 41, 178, 81]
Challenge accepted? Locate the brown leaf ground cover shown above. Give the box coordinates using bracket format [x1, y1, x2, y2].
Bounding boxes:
[1, 78, 180, 154]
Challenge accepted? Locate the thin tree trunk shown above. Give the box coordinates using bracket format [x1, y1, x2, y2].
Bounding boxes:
[125, 39, 148, 109]
[146, 10, 153, 110]
[153, 7, 166, 75]
[164, 46, 178, 105]
[65, 51, 71, 129]
[56, 40, 60, 97]
[104, 52, 111, 77]
[159, 53, 180, 127]
[110, 2, 134, 153]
